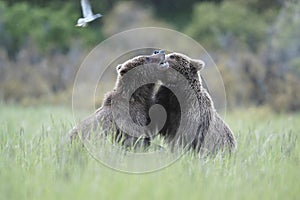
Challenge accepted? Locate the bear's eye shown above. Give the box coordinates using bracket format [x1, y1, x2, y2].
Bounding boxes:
[169, 55, 175, 59]
[153, 50, 159, 55]
[117, 65, 122, 70]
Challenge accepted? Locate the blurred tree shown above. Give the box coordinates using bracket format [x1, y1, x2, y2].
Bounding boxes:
[266, 1, 300, 71]
[263, 0, 300, 111]
[102, 1, 171, 36]
[2, 0, 224, 29]
[137, 0, 223, 28]
[0, 2, 31, 60]
[185, 1, 267, 52]
[0, 2, 103, 61]
[2, 0, 119, 15]
[230, 0, 283, 12]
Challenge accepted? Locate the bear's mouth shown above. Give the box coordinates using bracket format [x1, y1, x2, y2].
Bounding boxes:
[159, 61, 169, 69]
[152, 49, 169, 69]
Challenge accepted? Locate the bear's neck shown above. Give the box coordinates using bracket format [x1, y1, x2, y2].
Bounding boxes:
[112, 82, 155, 106]
[163, 75, 212, 108]
[189, 76, 202, 97]
[190, 76, 213, 108]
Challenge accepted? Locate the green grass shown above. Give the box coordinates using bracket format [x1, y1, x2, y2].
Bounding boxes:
[0, 104, 299, 200]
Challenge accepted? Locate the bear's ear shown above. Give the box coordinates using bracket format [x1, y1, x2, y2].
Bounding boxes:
[190, 59, 205, 71]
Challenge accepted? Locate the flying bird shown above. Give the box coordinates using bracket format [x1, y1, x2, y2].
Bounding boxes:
[76, 0, 102, 27]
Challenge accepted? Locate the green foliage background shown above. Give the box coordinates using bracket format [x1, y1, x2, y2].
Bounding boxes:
[0, 0, 299, 112]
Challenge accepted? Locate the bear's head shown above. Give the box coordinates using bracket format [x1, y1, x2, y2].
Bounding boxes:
[116, 51, 166, 77]
[157, 52, 205, 84]
[113, 50, 167, 95]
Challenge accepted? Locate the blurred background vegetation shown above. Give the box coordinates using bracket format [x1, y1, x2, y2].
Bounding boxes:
[0, 0, 299, 112]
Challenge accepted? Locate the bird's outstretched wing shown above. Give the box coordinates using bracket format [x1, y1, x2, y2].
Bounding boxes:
[81, 0, 94, 17]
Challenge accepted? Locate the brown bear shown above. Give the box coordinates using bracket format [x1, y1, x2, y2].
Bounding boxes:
[69, 51, 166, 147]
[154, 52, 237, 154]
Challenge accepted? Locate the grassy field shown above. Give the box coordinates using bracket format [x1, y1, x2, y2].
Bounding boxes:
[0, 104, 299, 200]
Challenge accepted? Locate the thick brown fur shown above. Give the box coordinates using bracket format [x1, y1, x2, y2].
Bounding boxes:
[155, 52, 237, 154]
[69, 54, 165, 147]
